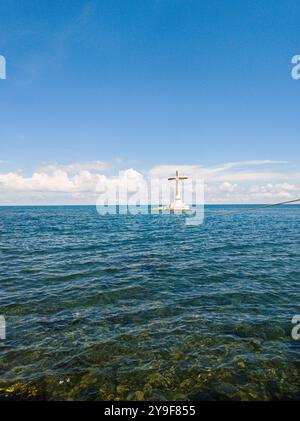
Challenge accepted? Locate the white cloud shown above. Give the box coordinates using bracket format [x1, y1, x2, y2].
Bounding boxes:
[149, 160, 288, 180]
[0, 165, 147, 205]
[0, 159, 299, 205]
[1, 171, 112, 196]
[219, 182, 238, 193]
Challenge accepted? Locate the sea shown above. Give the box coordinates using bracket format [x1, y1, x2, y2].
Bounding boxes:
[0, 205, 299, 400]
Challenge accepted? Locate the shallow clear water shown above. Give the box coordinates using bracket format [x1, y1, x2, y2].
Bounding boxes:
[0, 205, 299, 400]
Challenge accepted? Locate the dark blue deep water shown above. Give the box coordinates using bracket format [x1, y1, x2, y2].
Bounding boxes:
[0, 205, 300, 400]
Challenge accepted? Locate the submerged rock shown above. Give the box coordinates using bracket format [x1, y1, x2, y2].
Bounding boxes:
[0, 383, 43, 401]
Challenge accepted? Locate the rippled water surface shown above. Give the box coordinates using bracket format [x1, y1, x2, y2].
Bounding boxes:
[0, 205, 300, 400]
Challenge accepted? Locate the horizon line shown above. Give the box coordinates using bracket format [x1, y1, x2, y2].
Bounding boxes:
[1, 203, 300, 207]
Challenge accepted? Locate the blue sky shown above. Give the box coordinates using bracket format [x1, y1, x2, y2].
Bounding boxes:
[0, 0, 300, 204]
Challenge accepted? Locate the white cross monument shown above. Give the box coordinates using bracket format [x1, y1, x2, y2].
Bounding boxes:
[154, 169, 191, 211]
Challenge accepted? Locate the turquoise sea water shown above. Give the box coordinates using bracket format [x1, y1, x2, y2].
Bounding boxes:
[0, 205, 299, 400]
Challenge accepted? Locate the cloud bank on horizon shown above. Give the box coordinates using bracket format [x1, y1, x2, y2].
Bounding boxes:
[0, 159, 299, 205]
